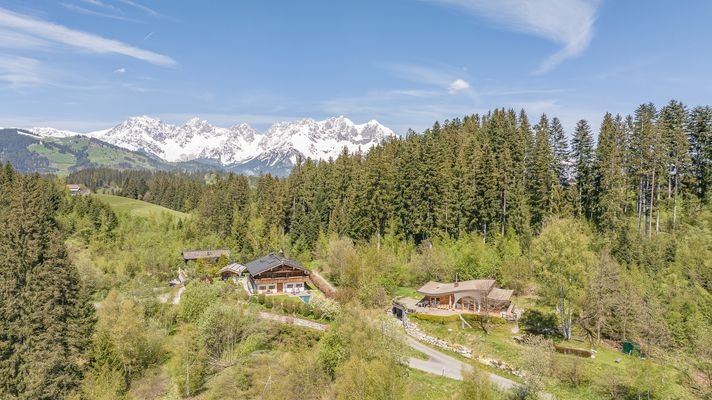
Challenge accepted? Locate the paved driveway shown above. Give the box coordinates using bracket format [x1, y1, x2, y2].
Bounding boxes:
[405, 336, 519, 391]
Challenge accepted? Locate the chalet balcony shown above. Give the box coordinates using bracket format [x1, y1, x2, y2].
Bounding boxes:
[254, 276, 306, 284]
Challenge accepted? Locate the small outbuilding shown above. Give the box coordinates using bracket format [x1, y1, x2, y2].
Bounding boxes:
[181, 249, 231, 263]
[217, 263, 246, 281]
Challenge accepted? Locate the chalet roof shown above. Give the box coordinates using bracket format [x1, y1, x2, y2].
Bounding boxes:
[486, 288, 514, 302]
[181, 249, 231, 261]
[417, 279, 496, 296]
[245, 254, 308, 276]
[217, 263, 246, 276]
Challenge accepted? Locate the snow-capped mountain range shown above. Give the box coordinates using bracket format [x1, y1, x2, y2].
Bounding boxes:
[27, 116, 393, 173]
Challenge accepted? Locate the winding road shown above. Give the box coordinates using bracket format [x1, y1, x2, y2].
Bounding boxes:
[405, 337, 519, 391]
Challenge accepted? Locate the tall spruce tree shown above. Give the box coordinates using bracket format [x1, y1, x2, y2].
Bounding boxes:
[595, 113, 627, 232]
[658, 100, 690, 228]
[549, 117, 570, 187]
[571, 120, 596, 219]
[530, 114, 560, 228]
[689, 106, 712, 202]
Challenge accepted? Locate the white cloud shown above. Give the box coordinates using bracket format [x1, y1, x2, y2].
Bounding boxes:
[0, 29, 49, 49]
[424, 0, 600, 73]
[79, 0, 117, 10]
[114, 67, 127, 73]
[117, 0, 160, 17]
[62, 3, 138, 23]
[0, 7, 176, 66]
[386, 63, 473, 96]
[386, 63, 454, 87]
[0, 55, 43, 88]
[448, 79, 470, 94]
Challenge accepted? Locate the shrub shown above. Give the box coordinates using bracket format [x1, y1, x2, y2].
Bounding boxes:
[520, 309, 559, 336]
[178, 282, 219, 323]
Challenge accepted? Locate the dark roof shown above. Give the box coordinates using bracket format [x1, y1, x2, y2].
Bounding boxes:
[245, 254, 308, 276]
[182, 249, 231, 261]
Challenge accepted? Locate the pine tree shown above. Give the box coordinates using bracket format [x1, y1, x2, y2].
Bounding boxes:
[529, 114, 559, 228]
[658, 100, 690, 229]
[689, 106, 712, 202]
[595, 113, 627, 232]
[550, 117, 570, 187]
[571, 120, 596, 219]
[0, 172, 94, 399]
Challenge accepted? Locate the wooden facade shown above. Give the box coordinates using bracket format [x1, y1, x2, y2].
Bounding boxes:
[417, 279, 513, 314]
[246, 254, 310, 294]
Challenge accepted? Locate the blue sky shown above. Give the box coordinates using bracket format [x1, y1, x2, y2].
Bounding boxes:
[1, 0, 712, 134]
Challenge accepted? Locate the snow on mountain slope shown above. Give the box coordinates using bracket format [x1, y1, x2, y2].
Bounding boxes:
[253, 116, 393, 166]
[87, 116, 262, 165]
[29, 127, 82, 138]
[23, 115, 393, 172]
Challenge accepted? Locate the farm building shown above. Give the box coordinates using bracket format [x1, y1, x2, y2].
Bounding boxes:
[181, 249, 231, 263]
[66, 184, 81, 196]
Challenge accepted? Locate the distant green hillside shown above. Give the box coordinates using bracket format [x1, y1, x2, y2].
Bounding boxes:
[94, 194, 190, 220]
[0, 129, 210, 175]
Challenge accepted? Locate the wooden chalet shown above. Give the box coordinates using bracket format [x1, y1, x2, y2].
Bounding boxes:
[245, 254, 310, 294]
[416, 279, 513, 313]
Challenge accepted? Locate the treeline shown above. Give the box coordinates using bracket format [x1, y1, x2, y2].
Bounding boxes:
[0, 164, 106, 399]
[204, 101, 712, 253]
[68, 168, 206, 212]
[268, 101, 712, 248]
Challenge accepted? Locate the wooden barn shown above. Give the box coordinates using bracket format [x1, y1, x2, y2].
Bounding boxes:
[181, 249, 231, 264]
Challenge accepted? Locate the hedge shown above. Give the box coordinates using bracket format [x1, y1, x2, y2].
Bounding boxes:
[409, 313, 506, 325]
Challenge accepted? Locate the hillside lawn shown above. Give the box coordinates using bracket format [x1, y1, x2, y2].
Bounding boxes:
[94, 194, 190, 220]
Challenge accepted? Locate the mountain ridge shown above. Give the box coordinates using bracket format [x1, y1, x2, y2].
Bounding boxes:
[25, 115, 394, 174]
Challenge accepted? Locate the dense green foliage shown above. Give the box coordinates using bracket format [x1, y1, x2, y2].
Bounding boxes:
[0, 166, 95, 399]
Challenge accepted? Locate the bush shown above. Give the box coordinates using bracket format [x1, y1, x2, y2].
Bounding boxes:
[178, 282, 219, 323]
[520, 309, 559, 336]
[551, 356, 591, 386]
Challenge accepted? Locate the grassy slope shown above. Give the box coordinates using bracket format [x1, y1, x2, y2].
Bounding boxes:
[27, 143, 76, 175]
[94, 194, 189, 220]
[412, 316, 695, 399]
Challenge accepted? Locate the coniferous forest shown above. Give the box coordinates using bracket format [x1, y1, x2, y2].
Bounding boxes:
[3, 101, 712, 399]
